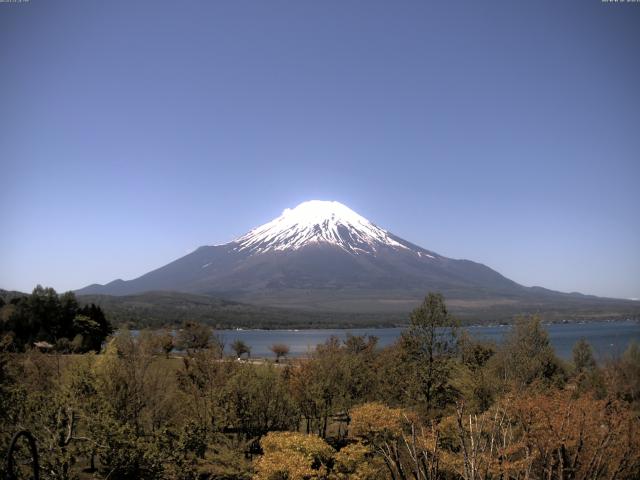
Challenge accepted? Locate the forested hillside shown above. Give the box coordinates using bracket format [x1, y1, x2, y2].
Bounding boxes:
[4, 287, 636, 333]
[76, 291, 405, 329]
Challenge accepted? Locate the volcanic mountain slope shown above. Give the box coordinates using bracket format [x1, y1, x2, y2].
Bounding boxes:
[77, 201, 639, 314]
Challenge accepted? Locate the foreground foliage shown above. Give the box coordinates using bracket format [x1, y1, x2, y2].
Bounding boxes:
[1, 293, 639, 479]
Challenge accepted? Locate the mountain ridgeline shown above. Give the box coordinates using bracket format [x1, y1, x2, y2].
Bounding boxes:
[76, 201, 639, 323]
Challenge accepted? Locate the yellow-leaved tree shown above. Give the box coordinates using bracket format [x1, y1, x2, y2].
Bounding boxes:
[253, 431, 334, 480]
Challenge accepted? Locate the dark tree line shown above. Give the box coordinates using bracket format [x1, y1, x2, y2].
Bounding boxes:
[0, 285, 112, 352]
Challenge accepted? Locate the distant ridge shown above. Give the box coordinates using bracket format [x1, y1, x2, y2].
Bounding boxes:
[3, 288, 637, 330]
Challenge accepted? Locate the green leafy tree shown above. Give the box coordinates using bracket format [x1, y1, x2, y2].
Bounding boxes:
[401, 292, 459, 414]
[88, 331, 194, 479]
[490, 315, 565, 391]
[177, 346, 231, 434]
[290, 337, 352, 437]
[225, 363, 297, 439]
[456, 331, 496, 412]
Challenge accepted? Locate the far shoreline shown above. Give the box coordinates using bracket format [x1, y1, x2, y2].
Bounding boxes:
[125, 316, 640, 333]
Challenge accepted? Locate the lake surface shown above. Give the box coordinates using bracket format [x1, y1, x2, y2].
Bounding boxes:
[215, 320, 640, 360]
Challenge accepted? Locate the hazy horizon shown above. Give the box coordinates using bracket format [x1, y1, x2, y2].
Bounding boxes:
[1, 1, 639, 299]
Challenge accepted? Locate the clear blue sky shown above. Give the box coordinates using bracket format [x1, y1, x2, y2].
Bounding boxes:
[1, 0, 639, 299]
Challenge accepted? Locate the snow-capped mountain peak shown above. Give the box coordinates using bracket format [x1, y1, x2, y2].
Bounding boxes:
[76, 201, 631, 322]
[234, 200, 410, 254]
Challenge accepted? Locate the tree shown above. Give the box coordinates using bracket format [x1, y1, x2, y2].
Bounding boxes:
[572, 337, 596, 372]
[176, 321, 212, 351]
[28, 285, 62, 343]
[490, 315, 564, 391]
[72, 314, 103, 352]
[289, 337, 352, 437]
[176, 345, 233, 441]
[506, 390, 640, 479]
[604, 340, 640, 408]
[401, 292, 459, 414]
[253, 430, 389, 480]
[344, 334, 378, 355]
[89, 330, 190, 478]
[456, 331, 496, 413]
[58, 291, 79, 339]
[332, 442, 387, 480]
[231, 339, 251, 359]
[225, 363, 297, 439]
[0, 287, 111, 352]
[350, 402, 441, 480]
[158, 328, 174, 357]
[450, 398, 528, 480]
[77, 303, 112, 349]
[270, 343, 290, 363]
[254, 432, 334, 480]
[8, 350, 86, 479]
[620, 341, 640, 404]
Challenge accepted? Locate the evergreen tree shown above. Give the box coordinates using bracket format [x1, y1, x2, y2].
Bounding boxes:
[0, 287, 111, 352]
[28, 285, 62, 342]
[78, 303, 113, 350]
[59, 291, 80, 340]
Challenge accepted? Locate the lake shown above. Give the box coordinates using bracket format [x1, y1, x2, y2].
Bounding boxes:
[214, 320, 640, 360]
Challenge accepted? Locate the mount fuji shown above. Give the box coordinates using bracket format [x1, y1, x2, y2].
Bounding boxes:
[77, 201, 638, 318]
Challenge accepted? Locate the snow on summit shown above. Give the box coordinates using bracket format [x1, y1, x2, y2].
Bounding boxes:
[234, 200, 410, 255]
